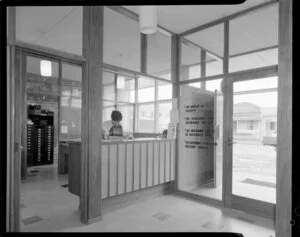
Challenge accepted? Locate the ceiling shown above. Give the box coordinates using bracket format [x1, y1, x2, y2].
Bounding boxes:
[123, 0, 273, 34]
[16, 1, 278, 78]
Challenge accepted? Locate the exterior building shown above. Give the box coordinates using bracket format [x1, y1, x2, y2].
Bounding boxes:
[233, 102, 277, 144]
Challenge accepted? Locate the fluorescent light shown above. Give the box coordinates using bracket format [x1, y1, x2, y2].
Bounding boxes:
[117, 76, 125, 89]
[40, 60, 52, 77]
[139, 6, 158, 34]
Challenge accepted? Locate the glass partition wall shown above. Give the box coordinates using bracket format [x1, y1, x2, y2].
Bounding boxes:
[102, 70, 173, 135]
[178, 2, 279, 218]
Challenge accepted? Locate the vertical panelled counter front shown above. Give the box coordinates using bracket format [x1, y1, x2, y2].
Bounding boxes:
[60, 138, 176, 199]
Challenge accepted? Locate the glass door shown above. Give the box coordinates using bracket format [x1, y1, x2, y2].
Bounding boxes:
[230, 76, 277, 218]
[177, 82, 223, 203]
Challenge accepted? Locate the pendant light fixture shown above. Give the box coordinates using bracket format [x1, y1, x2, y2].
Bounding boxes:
[139, 6, 158, 34]
[40, 60, 52, 77]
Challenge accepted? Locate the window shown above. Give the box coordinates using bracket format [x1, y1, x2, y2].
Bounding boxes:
[229, 4, 278, 72]
[147, 30, 171, 80]
[103, 7, 140, 72]
[181, 41, 201, 80]
[137, 77, 155, 102]
[102, 70, 173, 134]
[270, 122, 276, 131]
[138, 104, 155, 133]
[183, 23, 224, 78]
[158, 80, 172, 100]
[248, 120, 254, 130]
[157, 102, 172, 133]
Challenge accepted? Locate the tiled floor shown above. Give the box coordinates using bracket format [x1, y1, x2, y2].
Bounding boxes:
[20, 164, 275, 236]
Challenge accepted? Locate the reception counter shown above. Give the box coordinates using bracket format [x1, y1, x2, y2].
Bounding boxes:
[64, 138, 176, 200]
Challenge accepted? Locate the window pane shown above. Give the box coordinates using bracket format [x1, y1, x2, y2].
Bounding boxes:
[60, 63, 82, 141]
[229, 48, 278, 73]
[16, 7, 83, 55]
[186, 23, 224, 58]
[205, 79, 223, 93]
[117, 76, 135, 103]
[117, 105, 134, 133]
[138, 104, 155, 133]
[233, 77, 277, 92]
[102, 71, 115, 101]
[147, 30, 171, 80]
[229, 4, 278, 72]
[232, 78, 277, 203]
[158, 81, 172, 100]
[103, 107, 115, 125]
[104, 7, 140, 72]
[206, 53, 223, 77]
[157, 102, 172, 133]
[137, 77, 155, 102]
[185, 24, 224, 77]
[181, 41, 201, 80]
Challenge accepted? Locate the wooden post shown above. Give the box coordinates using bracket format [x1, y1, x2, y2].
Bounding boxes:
[276, 0, 292, 236]
[222, 20, 231, 208]
[171, 34, 180, 191]
[201, 50, 206, 89]
[6, 6, 21, 232]
[81, 6, 104, 224]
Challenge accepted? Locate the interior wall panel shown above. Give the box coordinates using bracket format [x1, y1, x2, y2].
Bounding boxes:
[133, 143, 140, 191]
[140, 143, 147, 189]
[109, 144, 118, 197]
[165, 141, 171, 182]
[159, 141, 165, 184]
[171, 140, 175, 180]
[118, 144, 126, 195]
[126, 143, 133, 193]
[101, 145, 109, 198]
[147, 142, 154, 187]
[153, 142, 159, 185]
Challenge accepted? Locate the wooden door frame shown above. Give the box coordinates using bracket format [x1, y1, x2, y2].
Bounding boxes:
[19, 51, 63, 178]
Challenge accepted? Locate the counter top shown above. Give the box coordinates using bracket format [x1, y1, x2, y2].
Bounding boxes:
[60, 137, 175, 144]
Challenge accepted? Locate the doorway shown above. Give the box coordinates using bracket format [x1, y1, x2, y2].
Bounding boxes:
[18, 49, 84, 231]
[177, 75, 277, 219]
[229, 76, 277, 218]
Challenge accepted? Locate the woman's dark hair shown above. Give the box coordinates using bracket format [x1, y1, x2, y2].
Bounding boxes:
[111, 110, 122, 122]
